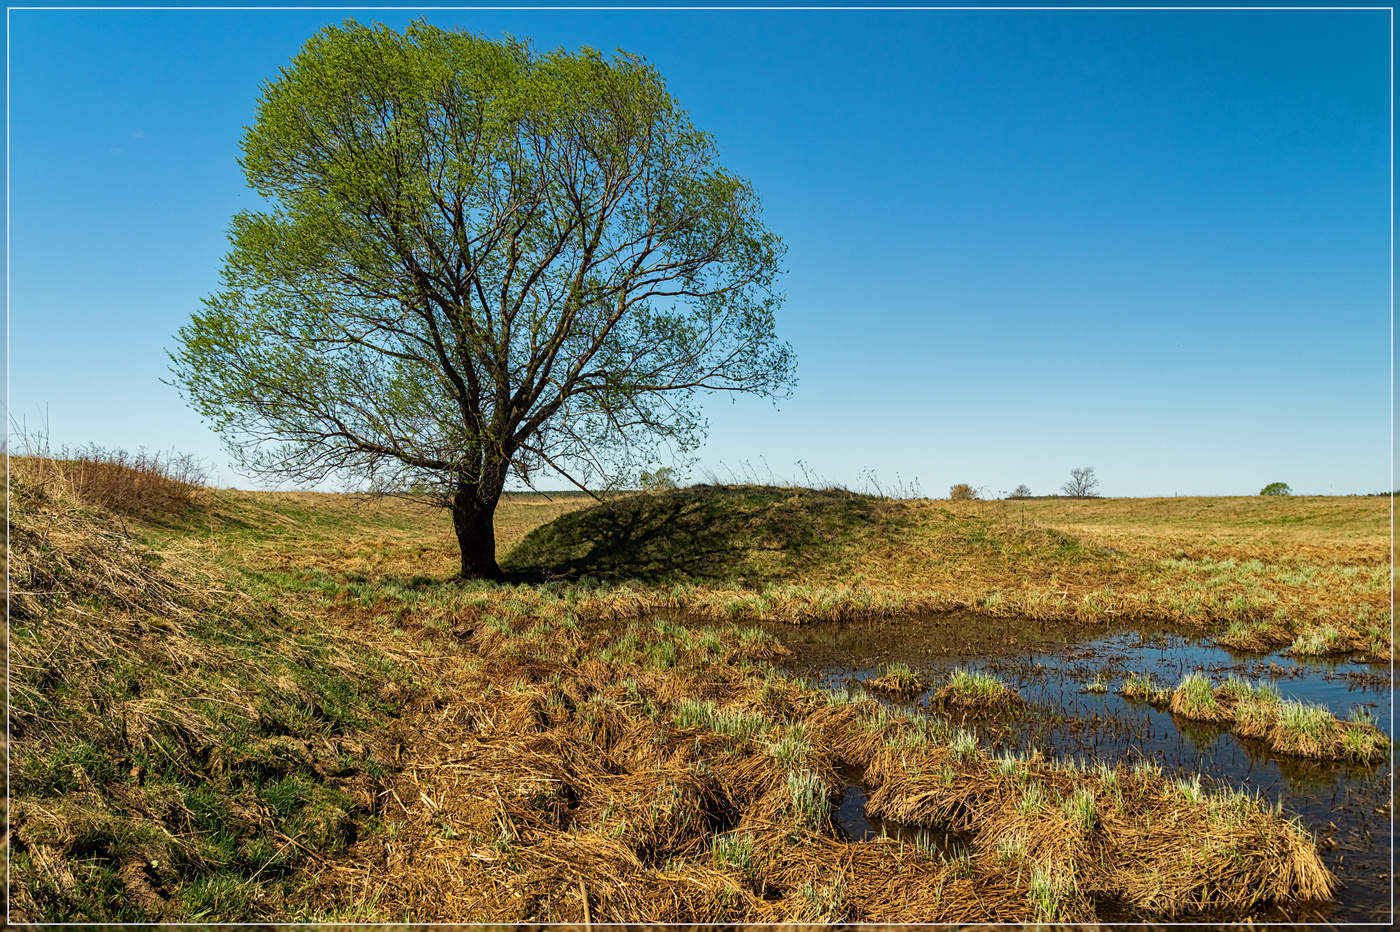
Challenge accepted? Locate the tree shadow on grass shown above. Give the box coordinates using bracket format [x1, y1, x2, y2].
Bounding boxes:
[502, 484, 901, 585]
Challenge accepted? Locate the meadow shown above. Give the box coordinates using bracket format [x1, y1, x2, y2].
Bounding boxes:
[7, 455, 1389, 921]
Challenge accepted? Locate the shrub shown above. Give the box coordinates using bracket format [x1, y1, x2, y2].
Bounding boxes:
[1009, 484, 1032, 499]
[949, 483, 977, 501]
[1259, 482, 1292, 496]
[12, 445, 207, 517]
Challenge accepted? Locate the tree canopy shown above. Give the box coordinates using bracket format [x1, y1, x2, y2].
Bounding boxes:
[170, 20, 795, 577]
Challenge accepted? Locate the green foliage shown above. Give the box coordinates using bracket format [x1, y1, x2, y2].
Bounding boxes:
[1259, 482, 1292, 496]
[640, 467, 679, 491]
[169, 19, 794, 575]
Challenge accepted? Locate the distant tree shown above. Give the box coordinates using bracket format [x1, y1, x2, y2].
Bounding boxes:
[1259, 482, 1292, 496]
[1061, 466, 1099, 498]
[640, 467, 678, 492]
[1009, 484, 1032, 499]
[949, 483, 977, 501]
[168, 22, 794, 579]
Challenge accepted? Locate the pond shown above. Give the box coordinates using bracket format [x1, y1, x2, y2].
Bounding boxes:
[761, 613, 1392, 923]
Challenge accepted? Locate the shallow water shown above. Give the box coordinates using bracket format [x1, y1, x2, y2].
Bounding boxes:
[763, 614, 1393, 923]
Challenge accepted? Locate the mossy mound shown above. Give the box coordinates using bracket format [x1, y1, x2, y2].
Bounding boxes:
[503, 484, 909, 584]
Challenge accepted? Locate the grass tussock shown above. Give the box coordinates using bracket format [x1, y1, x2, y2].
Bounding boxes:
[861, 745, 1334, 918]
[862, 663, 927, 699]
[930, 668, 1024, 715]
[1119, 671, 1172, 706]
[1163, 675, 1387, 764]
[1169, 674, 1230, 723]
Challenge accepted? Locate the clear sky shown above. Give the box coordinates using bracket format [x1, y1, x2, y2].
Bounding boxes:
[6, 5, 1392, 496]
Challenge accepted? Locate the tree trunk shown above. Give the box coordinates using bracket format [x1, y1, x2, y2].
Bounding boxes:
[452, 482, 501, 580]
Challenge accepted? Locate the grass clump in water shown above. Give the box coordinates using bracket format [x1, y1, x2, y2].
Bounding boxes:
[862, 662, 927, 699]
[931, 668, 1023, 714]
[1164, 673, 1389, 763]
[1169, 673, 1229, 723]
[1266, 700, 1387, 762]
[1119, 671, 1168, 705]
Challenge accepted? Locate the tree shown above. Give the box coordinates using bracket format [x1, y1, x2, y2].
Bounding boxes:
[639, 467, 678, 492]
[1259, 482, 1292, 496]
[1061, 466, 1099, 498]
[1009, 484, 1032, 499]
[170, 21, 795, 579]
[949, 483, 976, 501]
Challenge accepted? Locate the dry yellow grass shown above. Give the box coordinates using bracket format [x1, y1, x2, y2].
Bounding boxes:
[7, 465, 1375, 921]
[302, 615, 1333, 921]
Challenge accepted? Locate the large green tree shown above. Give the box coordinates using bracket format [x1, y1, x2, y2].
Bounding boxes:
[171, 21, 795, 578]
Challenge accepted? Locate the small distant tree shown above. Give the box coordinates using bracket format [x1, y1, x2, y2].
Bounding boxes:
[949, 483, 976, 501]
[1259, 482, 1292, 496]
[640, 467, 678, 492]
[1061, 466, 1099, 498]
[1009, 484, 1032, 499]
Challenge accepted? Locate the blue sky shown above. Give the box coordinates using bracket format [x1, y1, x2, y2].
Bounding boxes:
[6, 6, 1392, 495]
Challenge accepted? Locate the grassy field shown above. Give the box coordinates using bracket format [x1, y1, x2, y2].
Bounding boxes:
[8, 460, 1386, 921]
[226, 483, 1382, 661]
